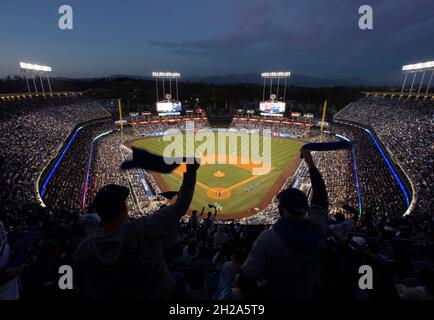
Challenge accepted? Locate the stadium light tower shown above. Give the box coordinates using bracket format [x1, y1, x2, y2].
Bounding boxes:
[19, 62, 53, 94]
[261, 71, 291, 102]
[152, 71, 181, 101]
[401, 61, 434, 95]
[258, 71, 291, 118]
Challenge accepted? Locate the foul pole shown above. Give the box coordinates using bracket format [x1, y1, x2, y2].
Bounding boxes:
[118, 98, 124, 141]
[320, 100, 328, 141]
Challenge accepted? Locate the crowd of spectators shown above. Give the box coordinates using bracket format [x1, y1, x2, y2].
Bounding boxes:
[240, 147, 358, 225]
[230, 119, 308, 137]
[335, 96, 433, 214]
[332, 123, 408, 220]
[1, 96, 433, 300]
[42, 120, 113, 213]
[133, 119, 209, 136]
[293, 149, 358, 216]
[85, 131, 137, 213]
[0, 97, 110, 226]
[87, 133, 170, 218]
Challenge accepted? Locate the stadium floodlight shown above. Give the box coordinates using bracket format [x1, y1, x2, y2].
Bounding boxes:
[401, 61, 434, 95]
[19, 62, 52, 72]
[261, 71, 291, 78]
[152, 72, 180, 78]
[402, 61, 434, 72]
[152, 71, 181, 102]
[260, 71, 291, 103]
[19, 61, 53, 94]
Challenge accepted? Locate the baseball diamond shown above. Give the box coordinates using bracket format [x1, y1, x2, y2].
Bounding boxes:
[131, 132, 304, 218]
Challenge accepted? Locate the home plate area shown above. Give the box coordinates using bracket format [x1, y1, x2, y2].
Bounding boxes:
[173, 155, 273, 201]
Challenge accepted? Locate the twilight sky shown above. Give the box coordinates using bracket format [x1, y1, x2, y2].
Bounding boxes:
[0, 0, 433, 83]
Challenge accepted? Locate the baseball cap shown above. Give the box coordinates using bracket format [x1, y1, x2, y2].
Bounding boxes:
[276, 188, 309, 214]
[93, 184, 130, 221]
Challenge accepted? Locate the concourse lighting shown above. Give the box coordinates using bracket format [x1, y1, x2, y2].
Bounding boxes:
[261, 71, 291, 78]
[152, 72, 181, 78]
[20, 62, 52, 72]
[402, 61, 434, 72]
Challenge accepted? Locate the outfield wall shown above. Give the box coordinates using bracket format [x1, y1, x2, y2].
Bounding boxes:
[135, 127, 304, 140]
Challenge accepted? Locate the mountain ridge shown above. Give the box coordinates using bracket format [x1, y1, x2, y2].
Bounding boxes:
[53, 73, 386, 87]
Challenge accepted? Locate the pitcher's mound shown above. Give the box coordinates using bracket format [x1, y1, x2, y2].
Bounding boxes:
[213, 170, 225, 178]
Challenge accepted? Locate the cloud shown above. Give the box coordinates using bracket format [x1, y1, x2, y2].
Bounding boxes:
[151, 0, 434, 79]
[149, 41, 180, 49]
[148, 1, 320, 60]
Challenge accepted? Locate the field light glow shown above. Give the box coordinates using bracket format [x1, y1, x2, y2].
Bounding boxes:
[402, 61, 434, 72]
[261, 71, 291, 78]
[20, 62, 52, 72]
[152, 72, 181, 78]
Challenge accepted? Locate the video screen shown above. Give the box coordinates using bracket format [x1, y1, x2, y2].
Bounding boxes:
[259, 101, 285, 113]
[156, 101, 182, 113]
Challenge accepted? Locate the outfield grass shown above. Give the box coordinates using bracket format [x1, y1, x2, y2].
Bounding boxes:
[132, 132, 304, 216]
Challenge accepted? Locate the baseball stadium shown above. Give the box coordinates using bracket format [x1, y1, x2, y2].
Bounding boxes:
[131, 131, 304, 218]
[1, 0, 434, 305]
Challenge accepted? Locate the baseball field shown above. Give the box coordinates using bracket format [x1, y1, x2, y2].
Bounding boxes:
[132, 131, 304, 218]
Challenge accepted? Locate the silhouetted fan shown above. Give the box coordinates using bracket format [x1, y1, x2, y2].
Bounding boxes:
[301, 141, 352, 157]
[342, 205, 358, 215]
[159, 191, 178, 200]
[120, 147, 180, 173]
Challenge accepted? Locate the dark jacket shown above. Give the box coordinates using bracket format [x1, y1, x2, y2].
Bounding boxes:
[73, 171, 196, 299]
[241, 167, 328, 299]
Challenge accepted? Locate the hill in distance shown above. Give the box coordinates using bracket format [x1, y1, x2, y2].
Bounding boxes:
[101, 72, 373, 87]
